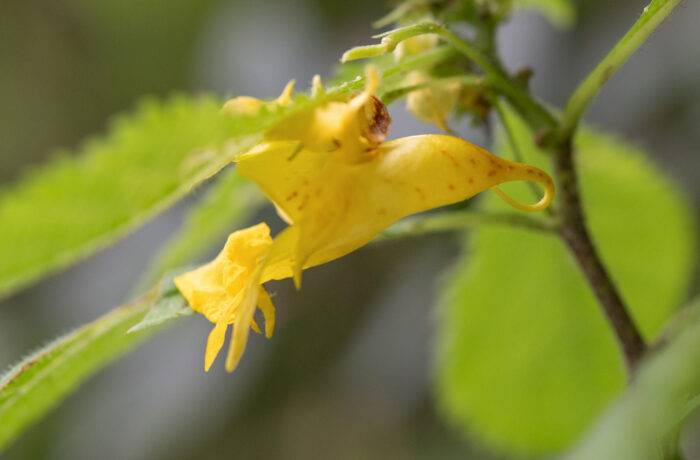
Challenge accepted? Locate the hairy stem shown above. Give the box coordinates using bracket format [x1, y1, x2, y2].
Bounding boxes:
[381, 46, 458, 79]
[554, 140, 647, 372]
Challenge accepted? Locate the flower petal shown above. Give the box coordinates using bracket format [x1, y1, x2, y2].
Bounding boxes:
[205, 320, 228, 372]
[238, 134, 555, 281]
[225, 268, 262, 372]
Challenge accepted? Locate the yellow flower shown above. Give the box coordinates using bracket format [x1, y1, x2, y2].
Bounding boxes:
[176, 71, 555, 372]
[174, 223, 276, 371]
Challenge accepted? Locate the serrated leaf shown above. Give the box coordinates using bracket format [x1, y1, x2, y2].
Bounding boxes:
[566, 296, 700, 460]
[0, 298, 152, 450]
[436, 110, 695, 455]
[0, 49, 447, 302]
[0, 95, 265, 300]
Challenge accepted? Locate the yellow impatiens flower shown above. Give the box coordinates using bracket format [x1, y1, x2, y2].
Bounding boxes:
[174, 223, 277, 371]
[175, 71, 555, 373]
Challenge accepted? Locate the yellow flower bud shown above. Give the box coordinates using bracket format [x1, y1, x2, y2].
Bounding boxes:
[405, 71, 461, 132]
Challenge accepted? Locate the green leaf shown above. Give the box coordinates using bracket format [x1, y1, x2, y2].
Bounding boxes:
[435, 110, 696, 455]
[0, 49, 448, 302]
[128, 265, 194, 333]
[0, 298, 152, 450]
[565, 296, 700, 460]
[0, 95, 264, 300]
[0, 167, 267, 450]
[0, 107, 281, 450]
[513, 0, 575, 28]
[127, 292, 192, 333]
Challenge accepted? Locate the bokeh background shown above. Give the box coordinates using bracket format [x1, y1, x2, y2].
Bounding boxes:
[0, 0, 698, 458]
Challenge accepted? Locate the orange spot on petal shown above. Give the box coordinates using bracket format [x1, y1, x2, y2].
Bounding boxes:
[297, 194, 309, 211]
[440, 150, 460, 168]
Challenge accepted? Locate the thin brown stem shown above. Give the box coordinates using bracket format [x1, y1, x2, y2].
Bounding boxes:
[554, 140, 647, 372]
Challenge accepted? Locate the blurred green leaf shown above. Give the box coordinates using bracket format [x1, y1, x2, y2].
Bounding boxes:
[0, 165, 269, 450]
[565, 296, 700, 460]
[513, 0, 575, 28]
[0, 0, 221, 182]
[0, 47, 454, 302]
[436, 109, 696, 455]
[0, 95, 265, 300]
[0, 297, 152, 451]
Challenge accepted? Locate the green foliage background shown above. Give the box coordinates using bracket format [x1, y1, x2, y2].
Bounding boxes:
[0, 0, 698, 459]
[437, 109, 696, 455]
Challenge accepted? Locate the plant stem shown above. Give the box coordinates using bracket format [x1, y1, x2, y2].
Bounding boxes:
[381, 75, 482, 105]
[380, 210, 559, 240]
[557, 0, 681, 144]
[342, 22, 557, 132]
[553, 140, 647, 372]
[381, 46, 458, 79]
[546, 0, 681, 372]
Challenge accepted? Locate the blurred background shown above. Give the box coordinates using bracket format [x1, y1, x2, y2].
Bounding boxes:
[0, 0, 698, 458]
